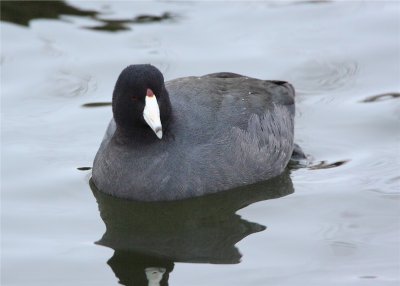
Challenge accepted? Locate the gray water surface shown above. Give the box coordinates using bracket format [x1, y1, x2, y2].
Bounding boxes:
[1, 1, 400, 285]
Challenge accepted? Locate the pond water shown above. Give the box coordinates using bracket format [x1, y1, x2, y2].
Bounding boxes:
[1, 1, 400, 285]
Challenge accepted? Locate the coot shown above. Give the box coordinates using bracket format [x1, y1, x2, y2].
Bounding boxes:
[92, 64, 298, 201]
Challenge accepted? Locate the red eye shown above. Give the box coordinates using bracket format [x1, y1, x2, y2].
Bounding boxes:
[131, 95, 139, 101]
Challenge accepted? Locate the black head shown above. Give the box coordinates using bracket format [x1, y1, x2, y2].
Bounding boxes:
[112, 64, 171, 138]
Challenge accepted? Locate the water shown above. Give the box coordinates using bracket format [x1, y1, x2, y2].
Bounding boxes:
[1, 1, 400, 285]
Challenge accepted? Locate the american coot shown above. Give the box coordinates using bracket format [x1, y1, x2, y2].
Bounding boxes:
[92, 64, 299, 201]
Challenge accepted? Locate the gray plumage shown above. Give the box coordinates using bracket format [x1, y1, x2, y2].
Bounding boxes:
[92, 65, 296, 201]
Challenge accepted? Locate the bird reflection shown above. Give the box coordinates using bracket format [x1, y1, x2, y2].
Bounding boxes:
[90, 170, 294, 286]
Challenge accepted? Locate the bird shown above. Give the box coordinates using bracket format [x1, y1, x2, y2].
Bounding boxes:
[92, 64, 300, 201]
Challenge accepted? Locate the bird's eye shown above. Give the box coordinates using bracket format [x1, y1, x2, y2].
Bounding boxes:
[131, 95, 139, 101]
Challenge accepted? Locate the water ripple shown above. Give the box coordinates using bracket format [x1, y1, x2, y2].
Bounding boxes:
[48, 69, 97, 98]
[288, 59, 358, 94]
[329, 240, 357, 257]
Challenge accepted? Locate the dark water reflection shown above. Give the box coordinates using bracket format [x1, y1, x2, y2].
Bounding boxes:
[0, 1, 97, 26]
[360, 92, 400, 103]
[0, 1, 174, 32]
[90, 170, 294, 285]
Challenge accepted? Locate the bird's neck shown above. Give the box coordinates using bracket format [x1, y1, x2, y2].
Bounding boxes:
[114, 125, 160, 145]
[114, 111, 173, 145]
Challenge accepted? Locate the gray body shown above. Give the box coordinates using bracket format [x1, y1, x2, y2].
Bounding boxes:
[92, 73, 295, 201]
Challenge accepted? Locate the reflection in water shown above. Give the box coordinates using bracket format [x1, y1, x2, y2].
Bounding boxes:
[309, 160, 349, 170]
[90, 170, 294, 285]
[1, 1, 97, 26]
[0, 1, 97, 26]
[360, 92, 400, 103]
[77, 167, 92, 171]
[87, 13, 174, 32]
[107, 251, 173, 286]
[81, 102, 112, 108]
[0, 1, 175, 32]
[145, 267, 167, 286]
